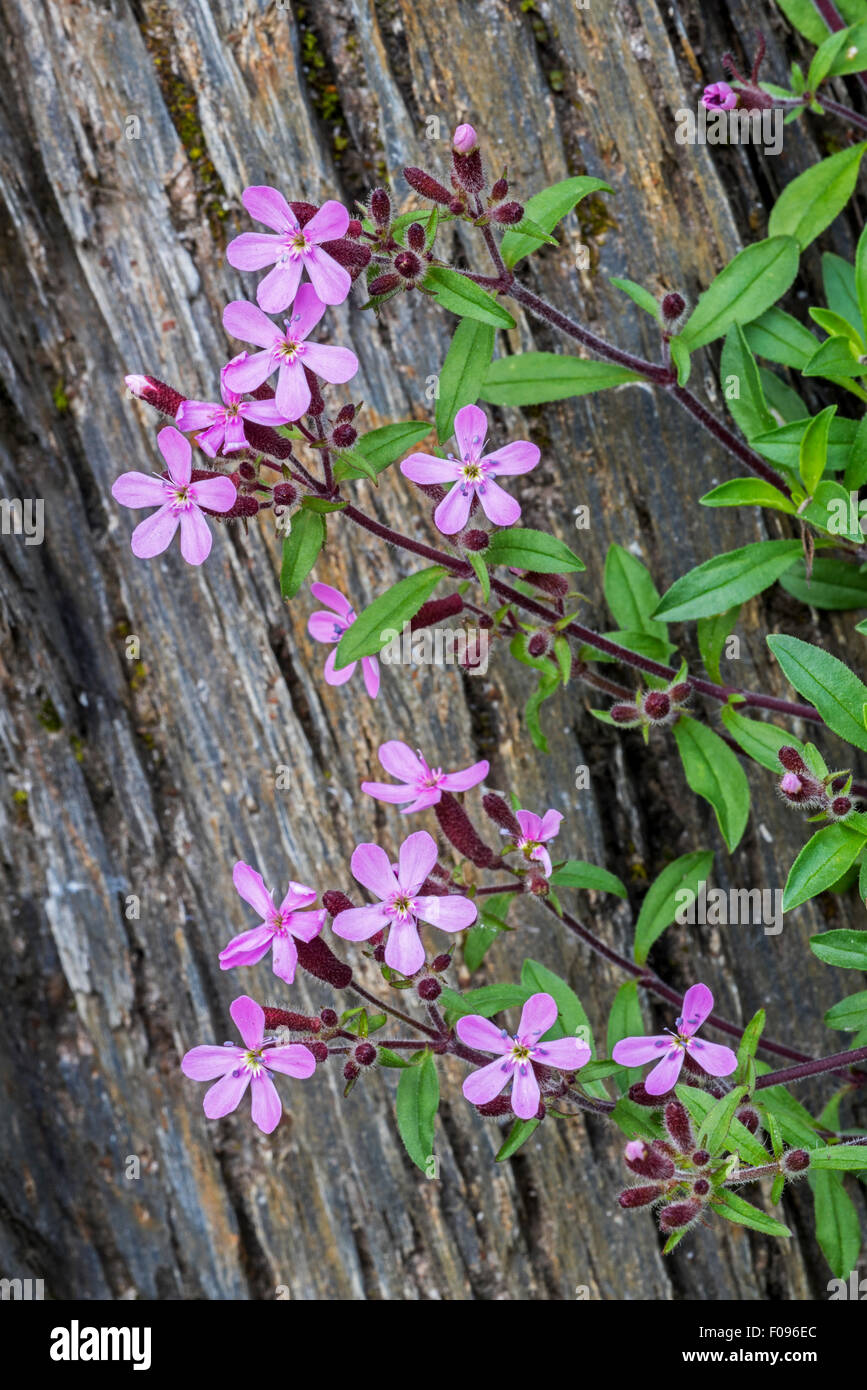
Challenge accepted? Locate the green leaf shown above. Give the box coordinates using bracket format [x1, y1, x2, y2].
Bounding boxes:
[550, 860, 627, 897]
[710, 1189, 792, 1239]
[828, 21, 867, 74]
[759, 368, 807, 423]
[436, 319, 495, 443]
[677, 1084, 771, 1166]
[808, 27, 851, 88]
[810, 928, 867, 969]
[802, 335, 866, 383]
[825, 991, 867, 1030]
[465, 548, 490, 602]
[673, 717, 751, 852]
[603, 543, 667, 639]
[737, 1009, 766, 1076]
[697, 607, 740, 683]
[758, 1084, 822, 1148]
[767, 634, 867, 753]
[808, 307, 864, 349]
[500, 175, 613, 266]
[669, 335, 691, 386]
[809, 1169, 862, 1278]
[396, 1051, 439, 1173]
[335, 566, 446, 665]
[720, 705, 805, 773]
[700, 478, 796, 514]
[480, 352, 643, 406]
[845, 415, 867, 490]
[783, 824, 867, 912]
[800, 405, 836, 494]
[333, 421, 431, 482]
[823, 251, 864, 337]
[300, 496, 347, 513]
[279, 509, 325, 600]
[774, 0, 830, 44]
[744, 306, 818, 368]
[495, 1118, 540, 1160]
[424, 267, 516, 329]
[607, 980, 645, 1089]
[610, 276, 660, 319]
[700, 1085, 748, 1152]
[611, 1097, 666, 1144]
[486, 526, 584, 573]
[439, 983, 531, 1022]
[679, 237, 800, 350]
[720, 323, 776, 439]
[633, 849, 715, 964]
[780, 557, 867, 610]
[377, 1047, 416, 1068]
[753, 415, 858, 472]
[654, 540, 804, 621]
[769, 144, 867, 251]
[809, 1144, 867, 1170]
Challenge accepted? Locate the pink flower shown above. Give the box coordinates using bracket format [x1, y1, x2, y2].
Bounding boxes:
[780, 772, 802, 795]
[702, 82, 737, 111]
[175, 354, 292, 456]
[511, 808, 563, 878]
[452, 124, 478, 154]
[219, 861, 327, 985]
[227, 186, 352, 312]
[306, 581, 380, 698]
[222, 286, 359, 421]
[361, 741, 489, 813]
[181, 995, 316, 1134]
[400, 404, 539, 535]
[612, 983, 737, 1096]
[111, 425, 237, 565]
[457, 992, 591, 1119]
[332, 830, 477, 975]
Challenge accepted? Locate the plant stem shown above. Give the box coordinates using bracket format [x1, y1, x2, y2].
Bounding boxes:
[347, 980, 437, 1037]
[755, 1045, 867, 1089]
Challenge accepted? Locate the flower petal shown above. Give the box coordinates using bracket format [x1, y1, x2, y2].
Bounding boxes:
[286, 909, 326, 944]
[111, 472, 168, 509]
[400, 453, 459, 485]
[308, 610, 343, 643]
[478, 478, 520, 528]
[231, 995, 265, 1051]
[301, 341, 359, 384]
[350, 842, 399, 899]
[194, 476, 237, 512]
[360, 780, 416, 804]
[397, 830, 438, 894]
[310, 581, 353, 617]
[226, 231, 283, 270]
[384, 917, 425, 975]
[455, 1015, 511, 1055]
[242, 185, 296, 233]
[515, 810, 542, 840]
[223, 299, 281, 349]
[463, 1055, 512, 1107]
[203, 1067, 251, 1119]
[332, 903, 390, 941]
[304, 200, 350, 244]
[510, 1061, 541, 1120]
[257, 258, 303, 315]
[182, 1044, 240, 1080]
[176, 400, 220, 432]
[219, 924, 274, 970]
[378, 741, 426, 782]
[362, 656, 380, 698]
[323, 648, 356, 685]
[271, 932, 299, 984]
[517, 992, 558, 1044]
[533, 1036, 591, 1070]
[178, 507, 213, 566]
[305, 246, 351, 306]
[130, 505, 179, 559]
[441, 759, 489, 792]
[612, 1034, 673, 1067]
[644, 1049, 685, 1096]
[678, 983, 714, 1037]
[274, 360, 310, 420]
[232, 861, 276, 920]
[265, 1043, 317, 1079]
[289, 281, 328, 340]
[158, 426, 192, 485]
[415, 894, 477, 931]
[222, 349, 274, 394]
[482, 440, 540, 475]
[453, 403, 488, 459]
[243, 398, 293, 426]
[193, 422, 228, 458]
[249, 1070, 283, 1134]
[433, 483, 472, 535]
[689, 1039, 738, 1078]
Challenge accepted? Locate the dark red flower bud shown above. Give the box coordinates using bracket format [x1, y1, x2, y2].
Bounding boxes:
[783, 1148, 811, 1173]
[354, 1042, 377, 1066]
[629, 1081, 672, 1106]
[527, 632, 550, 658]
[692, 1149, 710, 1167]
[410, 593, 464, 630]
[272, 482, 297, 507]
[660, 292, 687, 329]
[323, 890, 354, 918]
[373, 943, 386, 964]
[336, 403, 357, 424]
[431, 953, 452, 973]
[492, 201, 524, 224]
[417, 977, 442, 1001]
[463, 528, 489, 551]
[289, 201, 319, 228]
[482, 793, 520, 838]
[395, 249, 422, 280]
[403, 167, 453, 205]
[309, 1041, 329, 1063]
[332, 422, 357, 449]
[448, 197, 466, 216]
[223, 493, 259, 519]
[320, 1008, 339, 1028]
[669, 682, 692, 704]
[779, 746, 808, 775]
[527, 873, 549, 897]
[243, 420, 294, 459]
[295, 935, 352, 989]
[643, 690, 671, 722]
[406, 222, 425, 251]
[625, 1139, 675, 1180]
[262, 1008, 322, 1032]
[522, 571, 570, 597]
[347, 218, 363, 238]
[368, 272, 402, 297]
[692, 1177, 711, 1196]
[452, 148, 484, 194]
[476, 1095, 513, 1117]
[125, 374, 184, 418]
[238, 460, 256, 481]
[663, 1099, 694, 1151]
[320, 237, 371, 274]
[343, 1060, 360, 1082]
[830, 796, 853, 819]
[618, 1184, 663, 1209]
[659, 1199, 701, 1233]
[304, 368, 325, 417]
[434, 792, 498, 869]
[611, 703, 641, 725]
[736, 1106, 760, 1134]
[370, 188, 391, 226]
[490, 178, 509, 201]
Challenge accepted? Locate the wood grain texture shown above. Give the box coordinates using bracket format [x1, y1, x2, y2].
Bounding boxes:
[0, 0, 864, 1300]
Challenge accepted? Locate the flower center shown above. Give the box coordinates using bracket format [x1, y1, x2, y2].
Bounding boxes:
[388, 893, 416, 921]
[269, 910, 290, 936]
[278, 337, 304, 361]
[240, 1048, 265, 1074]
[283, 230, 310, 257]
[510, 1042, 532, 1063]
[169, 484, 196, 511]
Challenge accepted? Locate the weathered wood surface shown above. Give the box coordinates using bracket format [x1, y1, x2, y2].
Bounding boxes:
[0, 0, 865, 1300]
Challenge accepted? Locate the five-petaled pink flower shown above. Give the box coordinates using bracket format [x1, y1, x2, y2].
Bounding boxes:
[457, 992, 591, 1119]
[181, 995, 316, 1134]
[307, 581, 380, 697]
[227, 186, 352, 312]
[219, 861, 327, 985]
[222, 285, 358, 421]
[176, 354, 292, 456]
[361, 740, 489, 813]
[612, 983, 737, 1095]
[702, 82, 737, 111]
[111, 425, 237, 565]
[400, 404, 539, 535]
[511, 808, 563, 878]
[332, 829, 477, 975]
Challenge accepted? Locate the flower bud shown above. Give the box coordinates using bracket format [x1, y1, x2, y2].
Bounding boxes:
[659, 1199, 701, 1233]
[482, 793, 520, 838]
[692, 1177, 711, 1196]
[370, 187, 391, 226]
[304, 367, 325, 417]
[295, 935, 352, 989]
[492, 201, 524, 224]
[523, 571, 570, 597]
[669, 682, 691, 704]
[403, 167, 453, 205]
[125, 374, 184, 418]
[619, 1184, 663, 1209]
[272, 482, 297, 508]
[354, 1042, 377, 1066]
[347, 218, 363, 238]
[448, 197, 466, 216]
[309, 1041, 329, 1063]
[452, 147, 484, 194]
[434, 792, 498, 868]
[406, 222, 426, 252]
[779, 746, 808, 775]
[237, 460, 256, 481]
[411, 594, 464, 630]
[262, 1008, 322, 1032]
[629, 1081, 672, 1106]
[320, 1008, 339, 1027]
[527, 874, 549, 897]
[528, 632, 550, 658]
[368, 272, 402, 296]
[735, 1106, 760, 1134]
[783, 1148, 810, 1173]
[490, 177, 509, 201]
[452, 123, 478, 154]
[663, 1099, 694, 1152]
[343, 1060, 360, 1082]
[323, 890, 354, 918]
[395, 249, 422, 280]
[224, 493, 259, 519]
[642, 690, 671, 723]
[692, 1149, 710, 1167]
[289, 201, 318, 227]
[336, 402, 357, 424]
[829, 795, 853, 820]
[660, 292, 687, 331]
[243, 420, 294, 459]
[332, 422, 357, 449]
[624, 1139, 676, 1180]
[476, 1095, 513, 1116]
[321, 238, 371, 273]
[417, 977, 442, 1001]
[463, 528, 490, 551]
[431, 953, 452, 973]
[611, 703, 642, 726]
